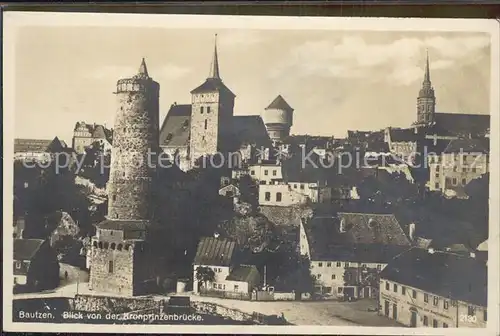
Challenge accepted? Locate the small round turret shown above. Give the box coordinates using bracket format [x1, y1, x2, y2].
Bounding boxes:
[261, 95, 294, 143]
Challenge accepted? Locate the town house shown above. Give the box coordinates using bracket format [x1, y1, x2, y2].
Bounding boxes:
[300, 211, 412, 298]
[14, 239, 60, 292]
[193, 236, 260, 298]
[379, 247, 487, 328]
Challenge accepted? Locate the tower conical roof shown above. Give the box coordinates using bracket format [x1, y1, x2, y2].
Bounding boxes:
[137, 58, 149, 78]
[208, 34, 220, 80]
[265, 95, 293, 111]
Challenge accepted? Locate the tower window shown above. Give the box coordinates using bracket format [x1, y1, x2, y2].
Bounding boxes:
[108, 260, 114, 273]
[200, 106, 204, 114]
[112, 195, 116, 201]
[204, 119, 208, 130]
[207, 106, 211, 114]
[265, 192, 271, 201]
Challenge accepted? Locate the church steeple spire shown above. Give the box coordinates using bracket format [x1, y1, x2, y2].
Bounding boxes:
[423, 50, 431, 85]
[416, 50, 436, 125]
[208, 34, 220, 80]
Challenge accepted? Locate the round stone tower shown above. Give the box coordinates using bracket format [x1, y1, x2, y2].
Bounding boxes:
[107, 58, 160, 221]
[261, 95, 294, 143]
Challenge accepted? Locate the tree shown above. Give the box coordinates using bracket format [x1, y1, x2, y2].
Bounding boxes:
[195, 266, 216, 291]
[273, 254, 316, 294]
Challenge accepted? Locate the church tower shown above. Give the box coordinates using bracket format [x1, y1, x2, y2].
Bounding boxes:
[189, 34, 235, 165]
[89, 59, 160, 296]
[416, 51, 436, 125]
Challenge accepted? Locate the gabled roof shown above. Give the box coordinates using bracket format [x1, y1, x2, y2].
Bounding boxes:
[380, 247, 487, 307]
[74, 122, 113, 143]
[14, 137, 67, 153]
[14, 239, 45, 261]
[158, 107, 271, 150]
[193, 237, 237, 266]
[434, 112, 490, 137]
[443, 137, 489, 154]
[265, 95, 293, 111]
[303, 211, 411, 260]
[159, 104, 192, 148]
[232, 116, 272, 148]
[226, 265, 259, 282]
[388, 128, 420, 142]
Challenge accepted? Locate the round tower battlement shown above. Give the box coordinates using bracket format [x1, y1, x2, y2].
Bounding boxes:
[262, 95, 294, 142]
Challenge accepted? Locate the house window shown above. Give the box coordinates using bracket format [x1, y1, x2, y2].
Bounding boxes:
[15, 261, 21, 269]
[443, 323, 448, 328]
[108, 260, 114, 273]
[318, 262, 323, 267]
[316, 274, 322, 279]
[432, 319, 438, 328]
[207, 106, 211, 114]
[336, 262, 341, 267]
[402, 286, 406, 295]
[443, 300, 449, 310]
[300, 184, 305, 190]
[204, 119, 208, 130]
[484, 309, 487, 321]
[338, 287, 343, 293]
[462, 167, 467, 172]
[250, 170, 255, 175]
[462, 178, 467, 185]
[452, 178, 457, 185]
[265, 192, 271, 201]
[393, 284, 398, 293]
[433, 296, 439, 306]
[345, 262, 349, 267]
[264, 170, 269, 176]
[327, 262, 332, 267]
[472, 167, 477, 173]
[435, 183, 439, 189]
[424, 293, 429, 303]
[272, 170, 277, 176]
[293, 184, 297, 189]
[436, 165, 440, 172]
[377, 265, 382, 271]
[468, 306, 476, 316]
[423, 316, 428, 326]
[331, 274, 336, 279]
[276, 192, 282, 202]
[412, 290, 417, 299]
[385, 282, 390, 290]
[234, 284, 239, 291]
[200, 106, 204, 114]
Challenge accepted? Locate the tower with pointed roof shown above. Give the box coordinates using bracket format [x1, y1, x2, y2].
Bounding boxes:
[261, 95, 294, 143]
[416, 51, 436, 125]
[89, 58, 160, 296]
[189, 34, 235, 165]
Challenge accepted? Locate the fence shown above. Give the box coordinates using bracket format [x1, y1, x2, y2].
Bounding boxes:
[199, 289, 251, 301]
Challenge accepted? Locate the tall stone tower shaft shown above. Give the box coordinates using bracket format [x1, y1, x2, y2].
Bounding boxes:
[107, 58, 160, 221]
[416, 51, 436, 125]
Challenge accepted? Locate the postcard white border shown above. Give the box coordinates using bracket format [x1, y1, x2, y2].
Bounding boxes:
[3, 12, 499, 335]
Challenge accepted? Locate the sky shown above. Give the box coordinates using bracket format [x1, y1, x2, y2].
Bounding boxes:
[12, 26, 491, 145]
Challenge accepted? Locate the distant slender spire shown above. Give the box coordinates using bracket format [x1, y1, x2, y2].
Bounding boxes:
[424, 49, 430, 83]
[138, 58, 149, 77]
[209, 34, 220, 80]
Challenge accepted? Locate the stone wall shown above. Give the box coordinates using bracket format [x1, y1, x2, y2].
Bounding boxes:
[89, 241, 136, 296]
[192, 301, 254, 322]
[72, 294, 163, 314]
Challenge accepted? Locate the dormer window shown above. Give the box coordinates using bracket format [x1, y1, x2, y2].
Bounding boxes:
[166, 133, 173, 141]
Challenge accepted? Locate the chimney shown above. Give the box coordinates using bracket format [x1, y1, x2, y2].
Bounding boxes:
[428, 248, 435, 254]
[213, 232, 220, 238]
[409, 223, 416, 241]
